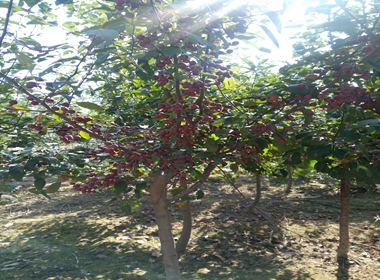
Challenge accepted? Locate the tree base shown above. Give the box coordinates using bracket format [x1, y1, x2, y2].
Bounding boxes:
[337, 256, 350, 280]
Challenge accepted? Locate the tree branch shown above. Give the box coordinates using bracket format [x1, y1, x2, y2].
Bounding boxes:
[0, 0, 13, 49]
[0, 72, 104, 141]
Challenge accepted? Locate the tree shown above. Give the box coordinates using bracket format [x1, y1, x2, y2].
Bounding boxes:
[0, 0, 285, 278]
[2, 0, 380, 279]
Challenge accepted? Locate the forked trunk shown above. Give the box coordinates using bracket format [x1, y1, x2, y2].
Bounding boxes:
[337, 178, 350, 279]
[248, 173, 261, 212]
[285, 166, 293, 195]
[150, 175, 181, 280]
[176, 175, 192, 254]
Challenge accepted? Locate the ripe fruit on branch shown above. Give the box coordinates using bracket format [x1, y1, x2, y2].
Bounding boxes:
[26, 82, 37, 88]
[9, 100, 17, 106]
[266, 93, 279, 102]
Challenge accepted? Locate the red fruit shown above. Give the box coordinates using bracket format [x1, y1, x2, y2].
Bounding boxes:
[305, 111, 314, 117]
[44, 98, 54, 103]
[362, 44, 374, 54]
[266, 93, 279, 102]
[286, 115, 294, 120]
[297, 84, 306, 89]
[363, 225, 369, 230]
[26, 82, 37, 88]
[31, 101, 39, 105]
[136, 34, 145, 40]
[332, 72, 341, 78]
[9, 100, 18, 106]
[61, 102, 70, 107]
[156, 62, 165, 68]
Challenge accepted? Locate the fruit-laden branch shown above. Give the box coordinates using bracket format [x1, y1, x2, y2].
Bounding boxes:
[0, 72, 104, 141]
[0, 0, 13, 49]
[170, 162, 215, 202]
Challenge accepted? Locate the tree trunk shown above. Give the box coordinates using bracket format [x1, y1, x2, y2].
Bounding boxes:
[150, 175, 181, 280]
[176, 201, 191, 254]
[285, 166, 293, 195]
[248, 173, 261, 212]
[176, 175, 192, 254]
[337, 178, 350, 280]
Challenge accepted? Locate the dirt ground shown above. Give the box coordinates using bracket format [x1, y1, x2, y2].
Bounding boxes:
[1, 175, 380, 280]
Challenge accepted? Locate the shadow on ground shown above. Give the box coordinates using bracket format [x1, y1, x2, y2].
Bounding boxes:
[0, 176, 379, 279]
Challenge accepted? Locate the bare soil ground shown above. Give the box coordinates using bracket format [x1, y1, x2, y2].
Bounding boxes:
[1, 176, 380, 280]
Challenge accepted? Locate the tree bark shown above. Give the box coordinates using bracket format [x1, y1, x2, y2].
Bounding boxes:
[150, 175, 181, 280]
[285, 166, 293, 195]
[337, 178, 350, 280]
[248, 173, 261, 212]
[176, 175, 192, 254]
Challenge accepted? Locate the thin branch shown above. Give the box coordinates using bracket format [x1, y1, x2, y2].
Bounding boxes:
[173, 56, 183, 103]
[218, 166, 247, 200]
[216, 85, 245, 114]
[0, 0, 13, 49]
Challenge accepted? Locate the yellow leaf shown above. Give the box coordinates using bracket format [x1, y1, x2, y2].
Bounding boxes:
[175, 201, 187, 207]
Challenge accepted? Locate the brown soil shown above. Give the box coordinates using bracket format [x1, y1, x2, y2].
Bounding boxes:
[1, 176, 380, 279]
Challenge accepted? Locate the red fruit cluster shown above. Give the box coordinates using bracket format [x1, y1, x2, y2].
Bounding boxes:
[114, 0, 139, 11]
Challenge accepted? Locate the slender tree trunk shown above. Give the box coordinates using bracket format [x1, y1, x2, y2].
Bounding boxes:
[337, 179, 350, 280]
[176, 175, 192, 254]
[285, 166, 293, 195]
[248, 173, 261, 212]
[150, 175, 181, 280]
[176, 201, 191, 253]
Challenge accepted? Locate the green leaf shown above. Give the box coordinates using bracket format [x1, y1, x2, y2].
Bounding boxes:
[25, 157, 39, 171]
[84, 29, 119, 45]
[9, 165, 25, 181]
[28, 188, 42, 195]
[190, 169, 204, 180]
[265, 11, 282, 33]
[196, 189, 205, 199]
[24, 0, 42, 8]
[161, 46, 181, 56]
[186, 33, 218, 50]
[79, 131, 91, 140]
[114, 181, 128, 194]
[230, 163, 239, 173]
[258, 47, 271, 53]
[76, 101, 104, 111]
[212, 118, 224, 127]
[16, 53, 34, 66]
[46, 182, 61, 193]
[259, 24, 279, 48]
[55, 0, 73, 5]
[34, 178, 46, 190]
[290, 151, 302, 165]
[0, 184, 10, 192]
[194, 152, 213, 159]
[171, 186, 185, 197]
[205, 134, 219, 153]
